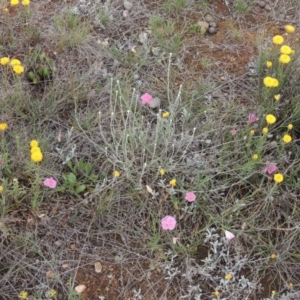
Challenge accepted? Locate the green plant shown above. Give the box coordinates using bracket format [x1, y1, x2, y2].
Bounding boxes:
[53, 10, 90, 50]
[58, 159, 98, 196]
[27, 45, 55, 84]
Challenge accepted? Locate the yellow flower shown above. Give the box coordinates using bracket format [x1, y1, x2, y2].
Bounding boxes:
[30, 146, 42, 154]
[272, 35, 284, 45]
[19, 291, 28, 299]
[272, 290, 276, 295]
[250, 130, 255, 136]
[0, 57, 10, 66]
[169, 179, 177, 187]
[0, 123, 8, 131]
[252, 154, 258, 160]
[9, 59, 21, 66]
[0, 186, 3, 193]
[287, 124, 293, 130]
[48, 289, 57, 298]
[279, 54, 291, 64]
[266, 61, 272, 68]
[162, 111, 170, 118]
[31, 151, 43, 163]
[10, 0, 19, 6]
[289, 282, 294, 287]
[262, 127, 268, 134]
[159, 169, 165, 176]
[224, 273, 233, 280]
[214, 291, 220, 296]
[280, 45, 292, 55]
[263, 76, 279, 87]
[274, 173, 284, 183]
[30, 140, 39, 147]
[270, 253, 277, 259]
[285, 25, 295, 33]
[282, 134, 292, 143]
[13, 65, 24, 74]
[113, 170, 120, 177]
[21, 0, 30, 5]
[274, 94, 280, 101]
[4, 7, 9, 12]
[265, 114, 276, 125]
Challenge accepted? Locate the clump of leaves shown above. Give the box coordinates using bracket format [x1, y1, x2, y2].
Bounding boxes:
[57, 159, 98, 196]
[27, 45, 55, 84]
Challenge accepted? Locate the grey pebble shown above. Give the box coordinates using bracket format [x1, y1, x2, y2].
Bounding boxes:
[208, 27, 218, 34]
[278, 13, 286, 19]
[265, 4, 271, 11]
[209, 22, 217, 28]
[257, 1, 265, 8]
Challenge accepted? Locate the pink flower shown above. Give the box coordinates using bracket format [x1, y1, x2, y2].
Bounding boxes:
[264, 161, 278, 174]
[230, 129, 238, 135]
[43, 177, 57, 189]
[161, 216, 176, 230]
[185, 192, 196, 202]
[225, 230, 235, 241]
[141, 93, 153, 105]
[248, 113, 259, 123]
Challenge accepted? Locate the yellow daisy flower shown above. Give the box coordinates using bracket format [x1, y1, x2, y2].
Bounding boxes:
[279, 54, 291, 64]
[285, 25, 295, 33]
[274, 173, 284, 183]
[282, 134, 292, 143]
[265, 114, 276, 125]
[0, 57, 10, 66]
[272, 35, 284, 45]
[169, 179, 177, 187]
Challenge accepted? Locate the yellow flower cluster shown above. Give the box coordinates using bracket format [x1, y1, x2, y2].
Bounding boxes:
[263, 76, 279, 88]
[30, 140, 43, 163]
[10, 0, 30, 6]
[0, 57, 24, 74]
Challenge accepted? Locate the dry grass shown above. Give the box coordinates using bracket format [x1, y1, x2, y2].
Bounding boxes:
[1, 0, 300, 299]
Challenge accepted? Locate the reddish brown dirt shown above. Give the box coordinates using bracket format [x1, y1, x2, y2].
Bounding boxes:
[76, 260, 175, 299]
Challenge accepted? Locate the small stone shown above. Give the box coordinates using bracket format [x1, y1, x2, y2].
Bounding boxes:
[123, 10, 129, 17]
[208, 27, 218, 34]
[148, 97, 160, 108]
[46, 270, 55, 279]
[278, 13, 286, 19]
[257, 1, 265, 8]
[204, 14, 214, 22]
[75, 285, 86, 294]
[209, 22, 217, 28]
[62, 264, 69, 269]
[265, 4, 271, 11]
[139, 32, 148, 44]
[123, 0, 133, 10]
[94, 261, 102, 273]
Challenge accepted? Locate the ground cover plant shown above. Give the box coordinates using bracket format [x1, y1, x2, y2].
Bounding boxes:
[1, 0, 300, 299]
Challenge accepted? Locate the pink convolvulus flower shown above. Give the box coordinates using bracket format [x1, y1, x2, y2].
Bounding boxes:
[264, 161, 278, 174]
[43, 177, 57, 189]
[185, 192, 196, 202]
[248, 113, 259, 123]
[141, 93, 153, 105]
[230, 129, 238, 135]
[161, 216, 176, 230]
